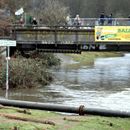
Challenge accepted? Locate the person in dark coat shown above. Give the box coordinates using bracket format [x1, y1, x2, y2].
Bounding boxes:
[32, 17, 37, 25]
[108, 13, 113, 25]
[99, 12, 105, 25]
[128, 15, 130, 25]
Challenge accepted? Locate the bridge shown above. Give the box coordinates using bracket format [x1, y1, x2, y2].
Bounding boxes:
[1, 18, 130, 54]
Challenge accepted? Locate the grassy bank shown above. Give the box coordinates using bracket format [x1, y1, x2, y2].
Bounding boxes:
[0, 106, 129, 130]
[63, 52, 124, 69]
[67, 52, 123, 65]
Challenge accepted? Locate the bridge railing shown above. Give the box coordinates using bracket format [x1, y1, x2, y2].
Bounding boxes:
[11, 18, 130, 30]
[70, 18, 130, 27]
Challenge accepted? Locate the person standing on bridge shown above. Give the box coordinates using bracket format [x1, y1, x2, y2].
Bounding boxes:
[107, 13, 113, 25]
[66, 15, 72, 26]
[128, 15, 130, 25]
[19, 15, 24, 26]
[74, 14, 81, 27]
[32, 17, 38, 26]
[99, 12, 105, 25]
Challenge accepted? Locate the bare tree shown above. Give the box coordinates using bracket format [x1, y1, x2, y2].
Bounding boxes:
[37, 0, 69, 25]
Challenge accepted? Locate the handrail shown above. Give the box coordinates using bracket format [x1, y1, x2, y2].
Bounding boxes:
[8, 18, 130, 29]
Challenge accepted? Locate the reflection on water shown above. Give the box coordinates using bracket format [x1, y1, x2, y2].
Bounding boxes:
[1, 53, 130, 111]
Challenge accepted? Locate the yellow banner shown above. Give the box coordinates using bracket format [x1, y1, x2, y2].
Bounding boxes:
[95, 26, 130, 42]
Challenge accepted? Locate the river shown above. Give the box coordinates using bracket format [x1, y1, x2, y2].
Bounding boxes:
[1, 53, 130, 112]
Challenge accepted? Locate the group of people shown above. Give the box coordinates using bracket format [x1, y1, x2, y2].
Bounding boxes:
[19, 15, 38, 26]
[99, 13, 113, 25]
[66, 13, 114, 27]
[19, 13, 116, 27]
[66, 14, 82, 27]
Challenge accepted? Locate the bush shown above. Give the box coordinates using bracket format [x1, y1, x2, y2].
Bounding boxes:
[0, 51, 60, 89]
[16, 51, 61, 67]
[0, 58, 52, 89]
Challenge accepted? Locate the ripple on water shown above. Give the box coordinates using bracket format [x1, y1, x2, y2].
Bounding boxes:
[5, 53, 130, 112]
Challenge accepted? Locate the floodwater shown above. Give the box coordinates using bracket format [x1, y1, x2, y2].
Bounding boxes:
[1, 53, 130, 112]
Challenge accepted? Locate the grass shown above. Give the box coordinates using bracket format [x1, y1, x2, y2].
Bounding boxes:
[68, 116, 130, 130]
[64, 52, 123, 69]
[0, 52, 128, 130]
[0, 106, 129, 130]
[68, 52, 123, 65]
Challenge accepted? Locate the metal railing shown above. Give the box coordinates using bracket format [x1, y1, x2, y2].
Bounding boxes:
[9, 18, 130, 31]
[68, 18, 130, 27]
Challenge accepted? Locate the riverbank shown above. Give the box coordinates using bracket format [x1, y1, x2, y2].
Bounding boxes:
[56, 52, 123, 69]
[67, 52, 123, 65]
[0, 52, 60, 89]
[0, 105, 129, 130]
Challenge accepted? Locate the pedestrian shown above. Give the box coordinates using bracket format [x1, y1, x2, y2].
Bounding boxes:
[32, 17, 37, 25]
[99, 12, 105, 25]
[66, 15, 72, 26]
[128, 15, 130, 25]
[74, 14, 81, 26]
[108, 13, 113, 25]
[19, 16, 24, 25]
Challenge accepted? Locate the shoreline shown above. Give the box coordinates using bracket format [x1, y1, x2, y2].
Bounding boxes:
[55, 52, 124, 69]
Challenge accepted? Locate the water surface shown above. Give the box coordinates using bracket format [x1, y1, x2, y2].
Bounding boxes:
[1, 53, 130, 111]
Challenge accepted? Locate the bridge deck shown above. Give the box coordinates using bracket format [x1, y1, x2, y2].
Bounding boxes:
[2, 23, 130, 53]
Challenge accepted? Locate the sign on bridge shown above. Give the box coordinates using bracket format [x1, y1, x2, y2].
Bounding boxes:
[95, 26, 130, 42]
[0, 40, 16, 46]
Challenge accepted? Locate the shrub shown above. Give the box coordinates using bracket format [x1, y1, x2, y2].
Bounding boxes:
[0, 58, 52, 89]
[0, 51, 60, 89]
